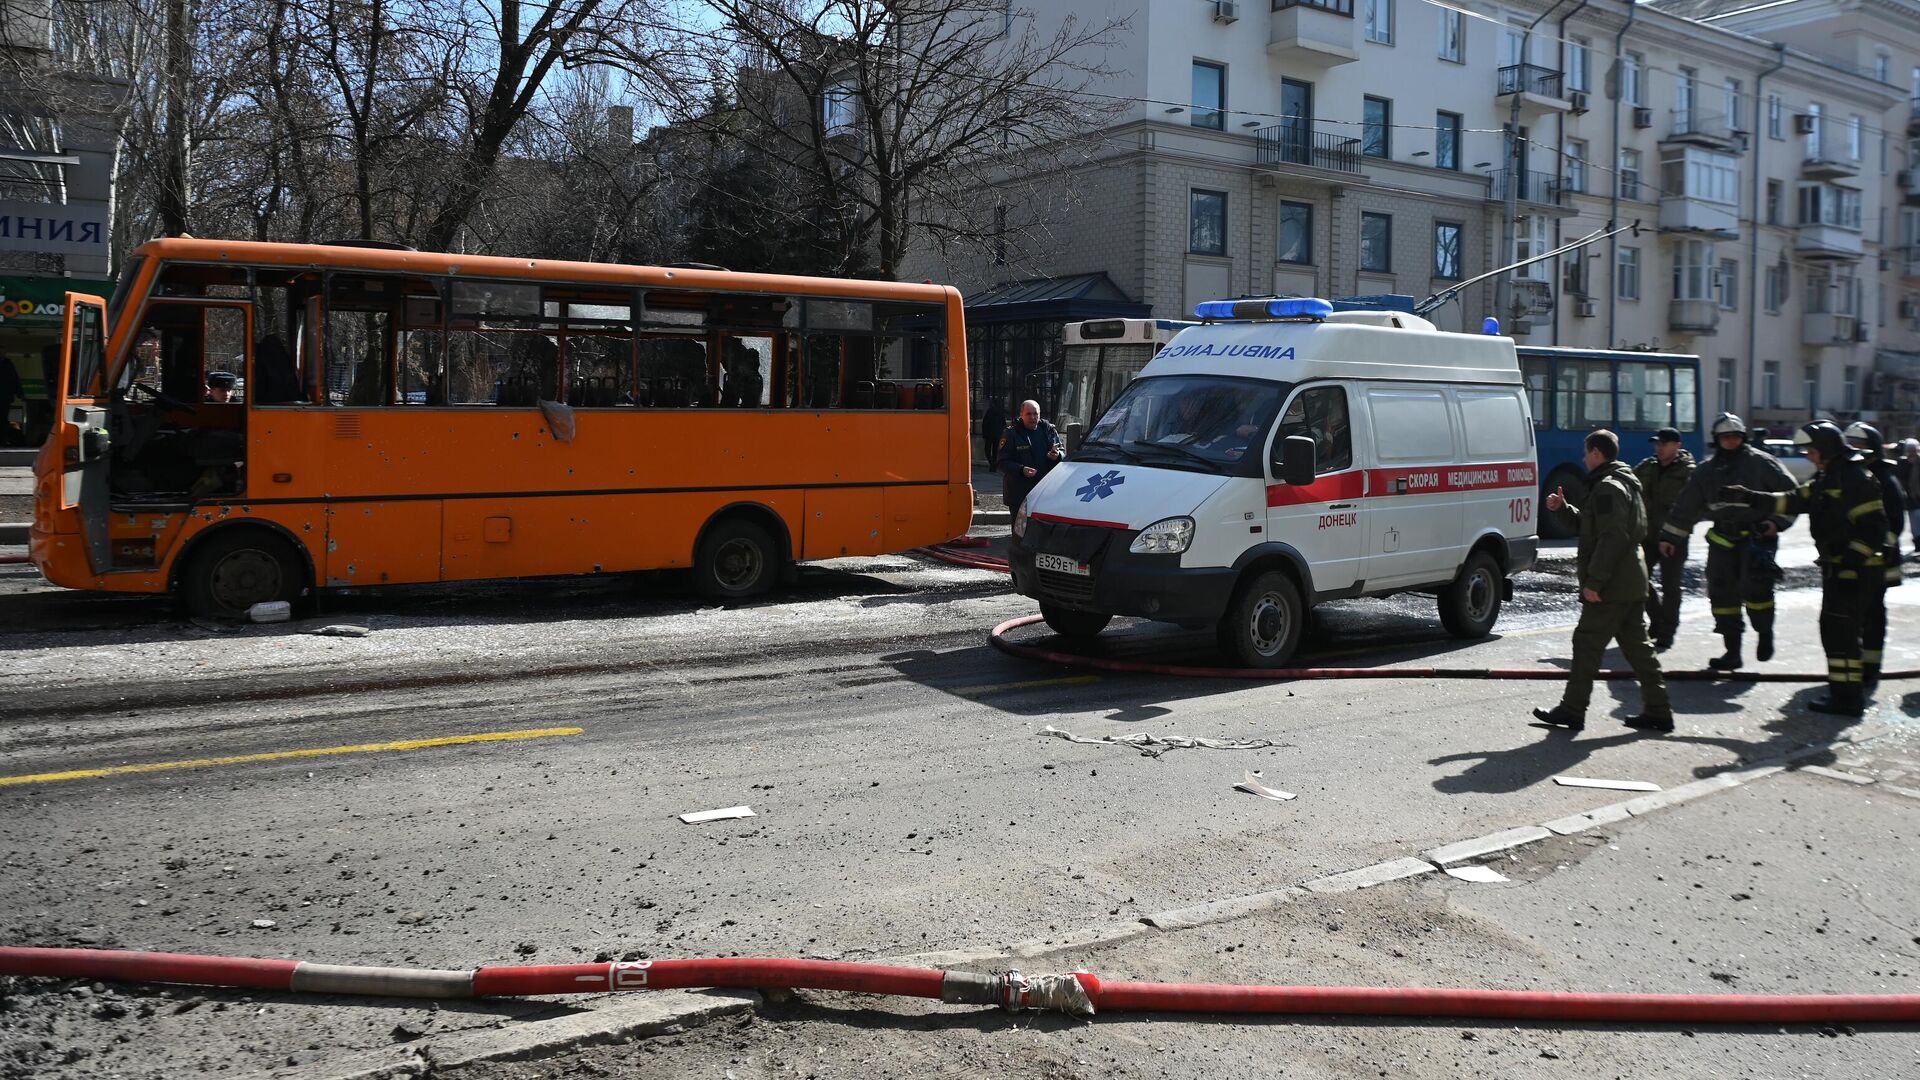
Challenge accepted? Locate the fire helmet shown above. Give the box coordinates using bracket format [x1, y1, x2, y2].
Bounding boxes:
[1709, 412, 1747, 439]
[1793, 420, 1849, 462]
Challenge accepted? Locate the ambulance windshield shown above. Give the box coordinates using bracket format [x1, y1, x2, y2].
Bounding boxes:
[1077, 375, 1288, 477]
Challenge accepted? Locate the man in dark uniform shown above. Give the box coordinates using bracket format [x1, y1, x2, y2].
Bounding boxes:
[1532, 429, 1673, 733]
[998, 398, 1062, 519]
[1634, 426, 1695, 650]
[1659, 412, 1795, 670]
[1844, 422, 1904, 691]
[1724, 421, 1893, 716]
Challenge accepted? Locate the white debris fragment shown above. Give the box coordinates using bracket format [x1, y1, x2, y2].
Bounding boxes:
[1553, 776, 1661, 792]
[251, 919, 277, 929]
[1040, 725, 1276, 757]
[1234, 772, 1297, 801]
[308, 624, 372, 638]
[1445, 865, 1509, 883]
[248, 601, 291, 623]
[679, 805, 755, 824]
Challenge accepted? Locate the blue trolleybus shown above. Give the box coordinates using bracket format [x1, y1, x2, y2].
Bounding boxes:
[1517, 345, 1705, 538]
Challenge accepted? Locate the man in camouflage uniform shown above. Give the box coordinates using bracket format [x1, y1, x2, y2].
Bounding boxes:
[1533, 430, 1673, 733]
[1659, 413, 1795, 670]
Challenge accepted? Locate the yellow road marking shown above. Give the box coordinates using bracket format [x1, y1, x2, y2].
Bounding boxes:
[951, 674, 1100, 696]
[0, 727, 583, 788]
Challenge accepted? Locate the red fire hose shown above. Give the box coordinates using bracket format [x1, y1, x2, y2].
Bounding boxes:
[914, 543, 1011, 571]
[992, 614, 1917, 683]
[5, 947, 1919, 1025]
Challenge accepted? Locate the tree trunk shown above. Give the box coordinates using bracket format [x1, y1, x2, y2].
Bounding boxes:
[157, 0, 192, 236]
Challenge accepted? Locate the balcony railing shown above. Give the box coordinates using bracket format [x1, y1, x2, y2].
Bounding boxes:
[1487, 168, 1567, 206]
[1273, 0, 1353, 12]
[1497, 63, 1564, 99]
[1255, 122, 1362, 173]
[1667, 109, 1740, 143]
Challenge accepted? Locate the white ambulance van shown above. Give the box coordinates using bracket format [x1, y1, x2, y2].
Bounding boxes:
[1008, 297, 1539, 667]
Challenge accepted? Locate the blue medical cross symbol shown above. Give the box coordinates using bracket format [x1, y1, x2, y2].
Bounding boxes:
[1075, 470, 1125, 502]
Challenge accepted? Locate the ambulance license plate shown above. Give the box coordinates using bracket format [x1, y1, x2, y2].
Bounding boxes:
[1035, 552, 1090, 577]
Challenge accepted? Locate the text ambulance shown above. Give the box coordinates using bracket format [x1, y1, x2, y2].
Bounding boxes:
[1008, 298, 1538, 667]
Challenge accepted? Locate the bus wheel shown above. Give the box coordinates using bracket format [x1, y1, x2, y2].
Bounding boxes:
[1040, 603, 1111, 639]
[1439, 550, 1503, 638]
[182, 529, 306, 620]
[1216, 570, 1304, 668]
[1539, 468, 1587, 539]
[695, 518, 779, 599]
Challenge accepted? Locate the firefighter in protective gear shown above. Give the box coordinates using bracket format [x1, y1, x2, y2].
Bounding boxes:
[1634, 427, 1695, 649]
[1844, 422, 1905, 690]
[1659, 413, 1795, 670]
[1724, 421, 1893, 716]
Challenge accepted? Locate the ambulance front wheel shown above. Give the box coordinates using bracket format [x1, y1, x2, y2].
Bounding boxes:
[1217, 571, 1304, 668]
[1040, 603, 1112, 639]
[1439, 550, 1503, 638]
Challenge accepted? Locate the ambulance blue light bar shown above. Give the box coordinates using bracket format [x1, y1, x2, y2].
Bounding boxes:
[1193, 297, 1334, 322]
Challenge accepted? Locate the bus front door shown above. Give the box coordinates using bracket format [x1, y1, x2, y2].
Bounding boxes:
[52, 293, 113, 573]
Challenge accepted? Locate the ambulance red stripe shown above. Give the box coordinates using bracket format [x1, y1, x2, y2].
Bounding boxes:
[1031, 511, 1133, 529]
[1267, 461, 1537, 507]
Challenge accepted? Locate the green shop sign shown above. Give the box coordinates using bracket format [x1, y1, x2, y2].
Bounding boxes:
[0, 275, 114, 326]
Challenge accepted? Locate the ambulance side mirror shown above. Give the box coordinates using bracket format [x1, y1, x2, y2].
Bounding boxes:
[1277, 435, 1317, 486]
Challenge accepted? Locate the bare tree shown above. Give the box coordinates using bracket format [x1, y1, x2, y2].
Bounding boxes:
[690, 0, 1123, 279]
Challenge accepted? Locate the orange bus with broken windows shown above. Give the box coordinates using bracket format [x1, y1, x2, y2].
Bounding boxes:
[31, 239, 973, 617]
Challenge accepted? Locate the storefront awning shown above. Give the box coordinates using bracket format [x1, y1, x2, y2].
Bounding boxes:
[962, 272, 1149, 324]
[0, 274, 115, 328]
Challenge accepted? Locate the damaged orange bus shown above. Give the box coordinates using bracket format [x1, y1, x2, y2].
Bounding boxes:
[31, 239, 973, 617]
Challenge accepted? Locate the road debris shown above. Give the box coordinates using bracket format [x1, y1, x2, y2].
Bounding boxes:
[679, 805, 756, 824]
[306, 624, 372, 638]
[248, 601, 291, 623]
[1553, 775, 1661, 792]
[1040, 725, 1277, 758]
[1444, 865, 1509, 883]
[1233, 771, 1297, 801]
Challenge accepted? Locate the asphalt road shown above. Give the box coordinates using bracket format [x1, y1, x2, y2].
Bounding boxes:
[2, 530, 1917, 1079]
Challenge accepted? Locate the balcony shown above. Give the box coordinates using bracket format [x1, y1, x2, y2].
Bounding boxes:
[1901, 167, 1920, 206]
[1658, 196, 1739, 238]
[1803, 311, 1860, 347]
[1904, 245, 1920, 282]
[1908, 98, 1920, 137]
[1486, 169, 1569, 209]
[1795, 222, 1864, 261]
[1660, 110, 1744, 152]
[1668, 299, 1720, 335]
[1802, 142, 1860, 180]
[1496, 63, 1571, 119]
[1254, 122, 1362, 174]
[1268, 0, 1358, 67]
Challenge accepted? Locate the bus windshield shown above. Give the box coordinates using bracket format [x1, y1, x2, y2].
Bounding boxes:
[1079, 375, 1288, 477]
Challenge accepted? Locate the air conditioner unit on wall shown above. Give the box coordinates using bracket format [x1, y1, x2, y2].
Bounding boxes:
[1576, 299, 1597, 318]
[1569, 91, 1590, 114]
[1213, 0, 1239, 22]
[1633, 106, 1654, 128]
[1855, 322, 1871, 342]
[1794, 113, 1817, 135]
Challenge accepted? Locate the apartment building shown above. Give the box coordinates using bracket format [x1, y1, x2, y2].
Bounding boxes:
[918, 0, 1920, 433]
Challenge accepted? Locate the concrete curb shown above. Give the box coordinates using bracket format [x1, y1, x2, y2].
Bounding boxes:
[1301, 857, 1437, 894]
[1422, 826, 1553, 867]
[0, 522, 28, 545]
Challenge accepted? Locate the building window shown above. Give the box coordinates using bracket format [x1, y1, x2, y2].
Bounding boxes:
[1677, 67, 1696, 127]
[1768, 94, 1782, 139]
[1617, 246, 1641, 300]
[1360, 212, 1392, 272]
[1364, 0, 1393, 44]
[1277, 202, 1312, 264]
[822, 84, 857, 136]
[1435, 111, 1461, 170]
[1805, 364, 1821, 412]
[1438, 9, 1464, 63]
[1672, 239, 1716, 302]
[1763, 361, 1781, 408]
[1716, 258, 1738, 311]
[1618, 148, 1642, 200]
[1434, 221, 1462, 279]
[1623, 52, 1644, 106]
[1844, 365, 1860, 410]
[1805, 102, 1823, 159]
[1191, 61, 1225, 130]
[1723, 78, 1742, 131]
[1766, 179, 1782, 225]
[1189, 190, 1227, 255]
[1565, 139, 1587, 193]
[1514, 216, 1550, 281]
[1662, 146, 1739, 206]
[1567, 39, 1589, 93]
[1363, 97, 1391, 158]
[1848, 114, 1863, 160]
[1799, 184, 1863, 231]
[1718, 359, 1735, 411]
[1764, 264, 1786, 313]
[1876, 55, 1891, 84]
